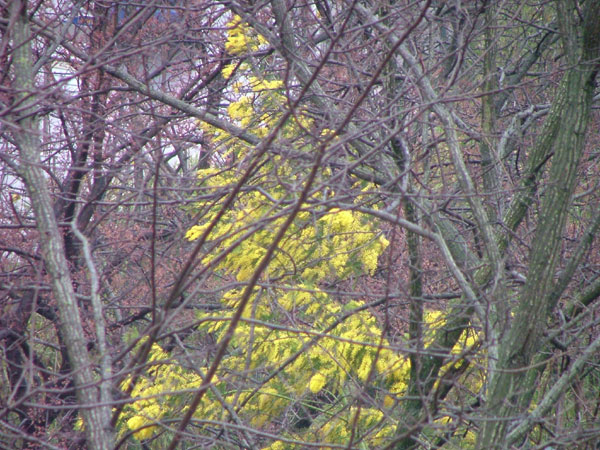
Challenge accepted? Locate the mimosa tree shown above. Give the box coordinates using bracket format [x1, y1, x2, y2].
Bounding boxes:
[3, 2, 600, 450]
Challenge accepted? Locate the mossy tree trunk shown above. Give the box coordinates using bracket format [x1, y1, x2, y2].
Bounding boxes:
[476, 2, 600, 448]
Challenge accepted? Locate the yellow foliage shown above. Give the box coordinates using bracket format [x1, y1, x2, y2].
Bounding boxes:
[186, 170, 388, 284]
[224, 15, 266, 55]
[308, 372, 327, 394]
[115, 13, 486, 448]
[118, 343, 217, 441]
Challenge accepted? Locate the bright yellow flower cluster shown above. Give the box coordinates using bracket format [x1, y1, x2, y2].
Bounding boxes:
[114, 309, 479, 446]
[224, 15, 266, 55]
[119, 343, 218, 441]
[186, 168, 388, 284]
[205, 17, 315, 147]
[201, 72, 310, 149]
[194, 281, 411, 441]
[252, 308, 477, 450]
[262, 407, 394, 450]
[308, 372, 327, 394]
[321, 407, 394, 446]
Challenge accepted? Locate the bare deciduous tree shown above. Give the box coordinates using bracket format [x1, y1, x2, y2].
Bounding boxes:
[1, 1, 600, 449]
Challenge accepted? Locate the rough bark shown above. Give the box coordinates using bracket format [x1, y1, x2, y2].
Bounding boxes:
[9, 1, 113, 448]
[476, 2, 600, 447]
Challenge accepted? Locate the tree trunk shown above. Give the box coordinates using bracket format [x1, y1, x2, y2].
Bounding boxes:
[9, 1, 113, 449]
[476, 2, 600, 447]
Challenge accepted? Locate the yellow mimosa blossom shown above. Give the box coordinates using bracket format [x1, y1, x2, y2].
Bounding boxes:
[308, 372, 327, 393]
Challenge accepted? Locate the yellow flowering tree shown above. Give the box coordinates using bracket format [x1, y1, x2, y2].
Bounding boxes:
[182, 165, 405, 447]
[115, 14, 486, 449]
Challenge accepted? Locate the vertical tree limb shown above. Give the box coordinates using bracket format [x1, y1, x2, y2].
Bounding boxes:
[9, 1, 113, 448]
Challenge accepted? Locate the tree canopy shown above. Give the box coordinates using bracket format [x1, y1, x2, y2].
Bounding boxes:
[2, 1, 600, 449]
